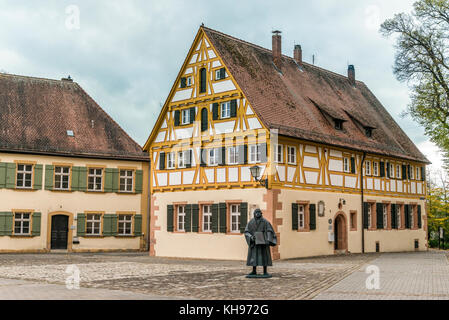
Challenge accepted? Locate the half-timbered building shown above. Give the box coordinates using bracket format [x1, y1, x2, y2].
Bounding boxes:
[144, 26, 429, 260]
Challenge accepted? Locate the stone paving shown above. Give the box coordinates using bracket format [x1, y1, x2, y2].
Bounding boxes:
[314, 250, 449, 300]
[0, 252, 377, 300]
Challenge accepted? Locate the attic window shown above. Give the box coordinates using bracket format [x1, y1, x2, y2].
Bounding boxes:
[365, 127, 373, 138]
[334, 120, 344, 130]
[67, 130, 74, 137]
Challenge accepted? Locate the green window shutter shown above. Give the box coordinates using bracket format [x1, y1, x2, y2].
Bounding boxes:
[6, 163, 16, 189]
[404, 205, 410, 229]
[402, 165, 407, 180]
[201, 108, 208, 132]
[379, 162, 385, 178]
[230, 99, 237, 118]
[111, 214, 118, 235]
[103, 214, 113, 236]
[240, 202, 248, 233]
[180, 77, 187, 88]
[376, 203, 383, 229]
[219, 68, 226, 79]
[0, 212, 9, 236]
[219, 147, 226, 166]
[200, 149, 207, 167]
[211, 204, 219, 233]
[44, 165, 54, 190]
[292, 203, 298, 230]
[77, 213, 86, 236]
[174, 110, 180, 126]
[0, 163, 6, 188]
[309, 204, 316, 230]
[407, 165, 411, 180]
[135, 170, 143, 193]
[386, 162, 390, 178]
[391, 204, 397, 229]
[167, 205, 174, 232]
[104, 169, 114, 193]
[4, 212, 13, 236]
[31, 212, 41, 236]
[418, 205, 422, 229]
[159, 152, 166, 170]
[71, 166, 79, 191]
[219, 203, 227, 233]
[185, 204, 192, 232]
[189, 107, 196, 124]
[78, 167, 87, 192]
[363, 202, 369, 229]
[351, 157, 356, 174]
[212, 103, 219, 120]
[33, 164, 43, 190]
[192, 204, 199, 232]
[134, 215, 142, 236]
[112, 169, 119, 193]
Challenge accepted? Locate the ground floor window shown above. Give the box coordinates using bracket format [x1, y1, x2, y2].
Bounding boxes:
[86, 214, 102, 235]
[177, 205, 186, 231]
[298, 205, 305, 229]
[14, 212, 31, 235]
[396, 204, 402, 229]
[202, 205, 212, 232]
[350, 211, 357, 230]
[383, 204, 388, 229]
[367, 204, 372, 229]
[118, 215, 133, 235]
[230, 204, 240, 233]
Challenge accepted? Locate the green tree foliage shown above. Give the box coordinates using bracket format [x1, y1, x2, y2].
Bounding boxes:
[427, 170, 449, 247]
[381, 0, 449, 164]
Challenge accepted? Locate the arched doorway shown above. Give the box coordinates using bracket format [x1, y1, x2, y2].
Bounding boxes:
[334, 212, 348, 252]
[47, 211, 74, 252]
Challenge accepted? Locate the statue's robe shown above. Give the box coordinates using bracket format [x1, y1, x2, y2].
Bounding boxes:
[244, 217, 277, 267]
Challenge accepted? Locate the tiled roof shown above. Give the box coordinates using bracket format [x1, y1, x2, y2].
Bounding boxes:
[0, 73, 148, 161]
[203, 27, 429, 163]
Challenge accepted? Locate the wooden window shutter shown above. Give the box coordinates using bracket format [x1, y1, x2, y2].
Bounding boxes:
[134, 215, 142, 236]
[189, 107, 196, 124]
[77, 213, 86, 236]
[159, 152, 166, 170]
[219, 68, 226, 79]
[350, 157, 356, 174]
[167, 205, 174, 232]
[230, 99, 237, 118]
[0, 212, 7, 236]
[292, 203, 298, 230]
[391, 204, 397, 229]
[260, 143, 267, 163]
[192, 204, 199, 232]
[201, 108, 208, 132]
[31, 212, 41, 237]
[212, 103, 219, 120]
[379, 162, 385, 178]
[219, 203, 227, 233]
[238, 145, 245, 164]
[363, 202, 370, 229]
[200, 149, 207, 167]
[421, 167, 426, 181]
[44, 165, 54, 191]
[78, 167, 87, 192]
[33, 164, 43, 190]
[185, 204, 192, 232]
[5, 163, 15, 189]
[3, 212, 13, 236]
[0, 163, 6, 188]
[180, 77, 187, 88]
[135, 170, 143, 193]
[219, 147, 226, 166]
[376, 203, 383, 229]
[186, 150, 193, 168]
[309, 204, 316, 230]
[407, 165, 411, 179]
[417, 205, 422, 229]
[103, 214, 114, 236]
[71, 166, 79, 191]
[402, 165, 407, 180]
[386, 162, 390, 178]
[211, 204, 219, 233]
[104, 169, 114, 193]
[174, 110, 180, 126]
[244, 145, 248, 164]
[112, 169, 119, 192]
[404, 205, 410, 229]
[240, 203, 248, 233]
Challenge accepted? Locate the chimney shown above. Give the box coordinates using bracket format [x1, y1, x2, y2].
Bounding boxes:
[294, 44, 302, 67]
[348, 65, 355, 86]
[272, 30, 282, 69]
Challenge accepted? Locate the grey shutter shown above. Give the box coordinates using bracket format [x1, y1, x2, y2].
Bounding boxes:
[244, 145, 248, 164]
[134, 215, 142, 236]
[405, 205, 410, 229]
[292, 203, 299, 230]
[185, 204, 192, 232]
[219, 202, 227, 233]
[211, 204, 219, 233]
[351, 157, 356, 174]
[33, 164, 43, 190]
[417, 205, 422, 229]
[200, 149, 207, 167]
[180, 77, 187, 88]
[260, 143, 267, 163]
[31, 212, 41, 236]
[212, 103, 219, 120]
[402, 165, 407, 180]
[230, 99, 237, 117]
[159, 152, 166, 170]
[77, 213, 86, 236]
[238, 145, 245, 164]
[201, 107, 208, 132]
[189, 107, 196, 124]
[386, 162, 390, 177]
[186, 150, 192, 169]
[219, 68, 226, 79]
[200, 68, 207, 93]
[309, 204, 316, 230]
[363, 202, 370, 229]
[380, 162, 385, 178]
[391, 204, 397, 229]
[5, 163, 15, 189]
[174, 110, 180, 126]
[0, 163, 6, 188]
[421, 167, 426, 181]
[407, 165, 411, 179]
[219, 147, 226, 166]
[167, 205, 174, 232]
[192, 204, 199, 232]
[240, 203, 248, 233]
[376, 203, 383, 229]
[45, 165, 54, 190]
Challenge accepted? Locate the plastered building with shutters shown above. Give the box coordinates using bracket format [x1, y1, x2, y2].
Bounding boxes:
[145, 26, 429, 260]
[0, 73, 150, 253]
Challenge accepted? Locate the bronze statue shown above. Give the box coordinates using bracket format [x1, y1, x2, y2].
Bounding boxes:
[244, 208, 277, 278]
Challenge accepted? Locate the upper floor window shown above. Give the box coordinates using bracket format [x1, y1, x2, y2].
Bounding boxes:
[274, 144, 283, 163]
[365, 127, 372, 137]
[16, 164, 33, 189]
[186, 77, 192, 87]
[120, 170, 134, 192]
[410, 166, 415, 180]
[416, 167, 420, 181]
[343, 157, 350, 173]
[249, 145, 261, 163]
[14, 212, 31, 235]
[88, 168, 103, 191]
[167, 152, 175, 169]
[199, 68, 207, 93]
[230, 204, 241, 233]
[396, 164, 401, 179]
[178, 151, 186, 168]
[215, 68, 226, 80]
[55, 166, 70, 190]
[373, 162, 379, 177]
[209, 149, 218, 166]
[181, 109, 190, 125]
[365, 160, 371, 176]
[118, 214, 133, 235]
[389, 163, 394, 178]
[86, 213, 102, 235]
[334, 120, 343, 130]
[287, 146, 297, 165]
[221, 102, 231, 119]
[228, 147, 238, 165]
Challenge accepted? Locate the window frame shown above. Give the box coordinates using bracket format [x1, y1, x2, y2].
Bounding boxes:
[383, 204, 388, 229]
[167, 152, 176, 169]
[87, 167, 104, 192]
[119, 169, 134, 193]
[396, 204, 402, 229]
[13, 211, 32, 236]
[343, 157, 350, 173]
[181, 109, 190, 125]
[54, 166, 71, 191]
[249, 145, 261, 164]
[373, 162, 379, 177]
[365, 160, 371, 176]
[86, 213, 102, 236]
[229, 203, 241, 234]
[298, 205, 305, 230]
[228, 146, 238, 165]
[177, 205, 186, 232]
[396, 164, 401, 179]
[16, 163, 33, 189]
[220, 101, 231, 119]
[287, 146, 297, 165]
[208, 149, 218, 166]
[118, 214, 133, 236]
[274, 144, 283, 163]
[178, 151, 187, 169]
[186, 76, 192, 87]
[202, 204, 212, 233]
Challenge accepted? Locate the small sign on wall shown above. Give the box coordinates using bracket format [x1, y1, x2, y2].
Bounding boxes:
[328, 232, 335, 242]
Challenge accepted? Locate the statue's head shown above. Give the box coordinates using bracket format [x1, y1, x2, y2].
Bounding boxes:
[254, 209, 263, 219]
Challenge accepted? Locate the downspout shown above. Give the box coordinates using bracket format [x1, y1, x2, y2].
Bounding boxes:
[361, 152, 366, 253]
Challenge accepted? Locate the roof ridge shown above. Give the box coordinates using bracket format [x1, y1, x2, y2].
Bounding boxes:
[202, 25, 364, 85]
[0, 72, 73, 84]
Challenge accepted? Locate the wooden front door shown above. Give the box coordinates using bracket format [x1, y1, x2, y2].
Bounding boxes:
[51, 215, 69, 250]
[334, 215, 347, 251]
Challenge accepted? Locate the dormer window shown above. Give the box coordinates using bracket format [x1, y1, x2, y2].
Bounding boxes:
[215, 68, 226, 80]
[365, 127, 373, 137]
[334, 120, 344, 130]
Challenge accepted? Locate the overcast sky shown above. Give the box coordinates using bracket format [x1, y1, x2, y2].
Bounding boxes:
[0, 0, 443, 171]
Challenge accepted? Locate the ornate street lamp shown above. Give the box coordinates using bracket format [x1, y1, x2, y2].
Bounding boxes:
[249, 165, 268, 189]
